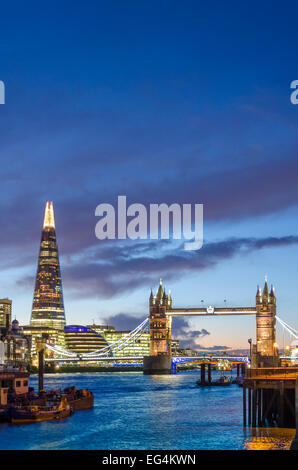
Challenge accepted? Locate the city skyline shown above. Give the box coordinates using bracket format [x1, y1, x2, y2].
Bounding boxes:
[0, 199, 294, 352]
[0, 2, 298, 350]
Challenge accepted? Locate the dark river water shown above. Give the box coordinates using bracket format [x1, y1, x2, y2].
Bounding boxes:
[0, 371, 295, 450]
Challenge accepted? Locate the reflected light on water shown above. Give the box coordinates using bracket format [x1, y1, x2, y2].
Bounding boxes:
[243, 427, 295, 450]
[0, 372, 296, 450]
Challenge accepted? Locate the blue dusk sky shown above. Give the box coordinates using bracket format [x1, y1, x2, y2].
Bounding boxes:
[0, 1, 298, 350]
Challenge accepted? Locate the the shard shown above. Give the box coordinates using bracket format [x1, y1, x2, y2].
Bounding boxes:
[30, 201, 66, 330]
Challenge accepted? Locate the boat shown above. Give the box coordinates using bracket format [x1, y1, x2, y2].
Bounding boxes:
[44, 386, 94, 411]
[0, 407, 8, 423]
[63, 386, 94, 411]
[8, 396, 73, 424]
[211, 375, 231, 386]
[196, 375, 232, 387]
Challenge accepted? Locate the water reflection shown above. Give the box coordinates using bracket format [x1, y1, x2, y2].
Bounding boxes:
[0, 372, 295, 450]
[244, 427, 295, 450]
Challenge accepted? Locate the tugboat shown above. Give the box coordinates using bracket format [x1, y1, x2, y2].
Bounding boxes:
[8, 395, 73, 424]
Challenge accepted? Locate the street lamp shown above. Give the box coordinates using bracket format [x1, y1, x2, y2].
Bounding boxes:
[248, 338, 252, 359]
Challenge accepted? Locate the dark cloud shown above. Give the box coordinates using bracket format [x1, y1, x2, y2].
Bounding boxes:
[172, 317, 210, 338]
[1, 147, 298, 265]
[100, 313, 146, 331]
[170, 317, 190, 337]
[15, 234, 298, 299]
[171, 316, 211, 350]
[57, 234, 298, 298]
[93, 311, 226, 352]
[252, 236, 298, 249]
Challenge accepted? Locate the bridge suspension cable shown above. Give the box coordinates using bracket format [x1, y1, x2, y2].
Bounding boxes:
[83, 318, 149, 357]
[44, 317, 149, 359]
[276, 316, 298, 340]
[45, 343, 78, 357]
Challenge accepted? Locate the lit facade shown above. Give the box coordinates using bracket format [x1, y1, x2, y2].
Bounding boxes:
[64, 325, 108, 355]
[149, 279, 172, 356]
[0, 319, 31, 367]
[290, 340, 298, 363]
[256, 279, 276, 357]
[170, 339, 181, 356]
[0, 299, 12, 329]
[89, 324, 150, 357]
[22, 325, 65, 365]
[30, 201, 66, 330]
[0, 299, 30, 366]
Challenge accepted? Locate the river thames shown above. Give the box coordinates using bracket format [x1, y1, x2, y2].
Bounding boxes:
[0, 371, 295, 450]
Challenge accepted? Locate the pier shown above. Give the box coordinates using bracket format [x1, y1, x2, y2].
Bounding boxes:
[243, 368, 298, 428]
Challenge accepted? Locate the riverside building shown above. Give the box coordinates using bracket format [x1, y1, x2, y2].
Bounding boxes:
[88, 324, 150, 357]
[22, 325, 65, 365]
[64, 325, 108, 355]
[0, 299, 12, 329]
[0, 315, 30, 367]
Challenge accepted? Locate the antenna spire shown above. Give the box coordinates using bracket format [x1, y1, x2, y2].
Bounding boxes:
[43, 201, 55, 229]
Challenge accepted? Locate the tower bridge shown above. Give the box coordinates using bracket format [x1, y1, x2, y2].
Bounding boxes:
[43, 277, 297, 376]
[145, 278, 279, 373]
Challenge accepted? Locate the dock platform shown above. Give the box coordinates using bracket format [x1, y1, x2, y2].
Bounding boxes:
[243, 367, 298, 429]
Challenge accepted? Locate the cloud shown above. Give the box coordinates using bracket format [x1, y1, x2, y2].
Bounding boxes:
[94, 311, 228, 352]
[15, 234, 298, 299]
[171, 316, 211, 350]
[93, 310, 230, 351]
[100, 313, 146, 331]
[55, 234, 298, 298]
[195, 345, 230, 351]
[1, 138, 298, 266]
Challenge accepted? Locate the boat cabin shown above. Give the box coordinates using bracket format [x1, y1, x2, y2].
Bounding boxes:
[0, 369, 29, 396]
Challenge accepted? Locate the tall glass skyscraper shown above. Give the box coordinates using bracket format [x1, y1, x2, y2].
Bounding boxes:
[30, 202, 66, 330]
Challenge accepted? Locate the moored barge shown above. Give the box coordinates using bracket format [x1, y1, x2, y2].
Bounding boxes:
[63, 386, 94, 410]
[0, 366, 94, 424]
[8, 396, 73, 424]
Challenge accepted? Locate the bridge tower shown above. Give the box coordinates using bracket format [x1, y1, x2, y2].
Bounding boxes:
[149, 279, 172, 356]
[255, 278, 278, 366]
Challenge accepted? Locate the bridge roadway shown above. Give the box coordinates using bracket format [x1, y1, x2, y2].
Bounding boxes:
[166, 307, 257, 316]
[45, 355, 250, 364]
